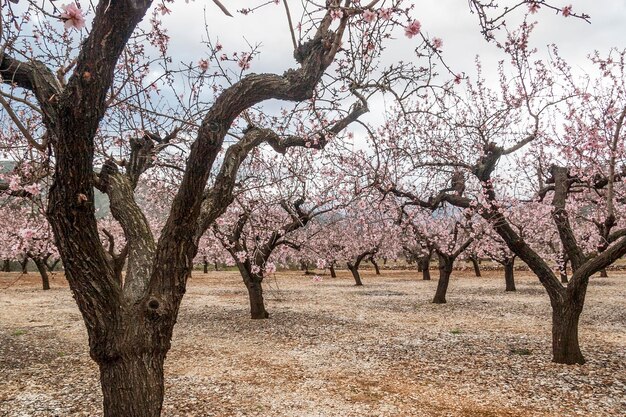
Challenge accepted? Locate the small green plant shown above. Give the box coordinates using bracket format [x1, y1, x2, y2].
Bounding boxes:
[12, 329, 26, 336]
[450, 328, 463, 335]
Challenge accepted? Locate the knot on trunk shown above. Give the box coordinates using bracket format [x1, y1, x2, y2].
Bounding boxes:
[146, 296, 166, 320]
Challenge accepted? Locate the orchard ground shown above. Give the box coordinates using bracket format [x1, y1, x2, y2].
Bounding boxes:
[0, 269, 624, 417]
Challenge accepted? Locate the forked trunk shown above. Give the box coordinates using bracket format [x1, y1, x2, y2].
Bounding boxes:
[552, 302, 585, 364]
[32, 257, 51, 290]
[329, 263, 337, 278]
[504, 259, 516, 292]
[471, 256, 481, 277]
[433, 255, 453, 304]
[246, 279, 269, 319]
[99, 351, 166, 417]
[347, 262, 363, 286]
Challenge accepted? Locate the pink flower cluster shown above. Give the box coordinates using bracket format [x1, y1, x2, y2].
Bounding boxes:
[405, 20, 421, 39]
[60, 3, 85, 30]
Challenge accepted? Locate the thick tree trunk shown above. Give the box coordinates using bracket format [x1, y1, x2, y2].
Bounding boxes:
[551, 302, 585, 364]
[329, 263, 337, 278]
[369, 257, 380, 275]
[420, 256, 431, 281]
[599, 268, 608, 278]
[246, 279, 269, 319]
[347, 262, 363, 286]
[433, 255, 453, 304]
[471, 256, 481, 277]
[504, 259, 516, 292]
[99, 352, 166, 417]
[32, 257, 51, 290]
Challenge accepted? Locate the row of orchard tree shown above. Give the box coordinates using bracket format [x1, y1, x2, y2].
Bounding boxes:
[1, 1, 624, 416]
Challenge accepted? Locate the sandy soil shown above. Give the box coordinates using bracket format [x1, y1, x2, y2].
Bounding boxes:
[0, 268, 624, 416]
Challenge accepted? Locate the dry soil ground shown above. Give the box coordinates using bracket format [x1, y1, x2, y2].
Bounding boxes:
[0, 269, 624, 417]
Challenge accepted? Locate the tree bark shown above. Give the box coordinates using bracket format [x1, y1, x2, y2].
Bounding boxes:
[420, 256, 431, 281]
[203, 258, 209, 274]
[214, 261, 219, 271]
[504, 259, 516, 292]
[32, 257, 51, 290]
[433, 255, 453, 304]
[347, 262, 363, 286]
[99, 351, 165, 417]
[329, 263, 337, 278]
[599, 268, 608, 278]
[552, 301, 585, 364]
[470, 255, 481, 277]
[369, 257, 380, 275]
[246, 279, 269, 319]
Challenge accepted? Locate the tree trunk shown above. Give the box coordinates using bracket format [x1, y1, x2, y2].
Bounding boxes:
[203, 258, 208, 274]
[471, 256, 481, 277]
[347, 262, 363, 286]
[246, 279, 269, 319]
[329, 263, 337, 278]
[433, 255, 453, 304]
[214, 261, 219, 271]
[99, 351, 165, 417]
[551, 302, 585, 364]
[504, 259, 516, 292]
[32, 257, 51, 290]
[420, 256, 431, 280]
[559, 258, 569, 283]
[2, 259, 10, 272]
[599, 268, 608, 278]
[370, 257, 380, 275]
[20, 258, 28, 274]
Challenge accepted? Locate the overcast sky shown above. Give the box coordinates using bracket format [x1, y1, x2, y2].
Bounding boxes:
[139, 1, 626, 140]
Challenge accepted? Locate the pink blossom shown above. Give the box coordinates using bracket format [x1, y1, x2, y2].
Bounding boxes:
[264, 262, 277, 274]
[24, 184, 40, 196]
[378, 8, 392, 21]
[238, 52, 251, 70]
[330, 8, 343, 20]
[405, 20, 421, 39]
[312, 275, 323, 282]
[235, 251, 247, 262]
[528, 2, 540, 14]
[432, 37, 443, 49]
[562, 5, 573, 17]
[316, 259, 326, 269]
[362, 10, 376, 23]
[198, 59, 209, 72]
[251, 265, 261, 274]
[60, 3, 86, 30]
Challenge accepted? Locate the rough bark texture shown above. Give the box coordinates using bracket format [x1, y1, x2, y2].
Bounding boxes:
[99, 351, 166, 417]
[420, 256, 431, 281]
[552, 300, 585, 364]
